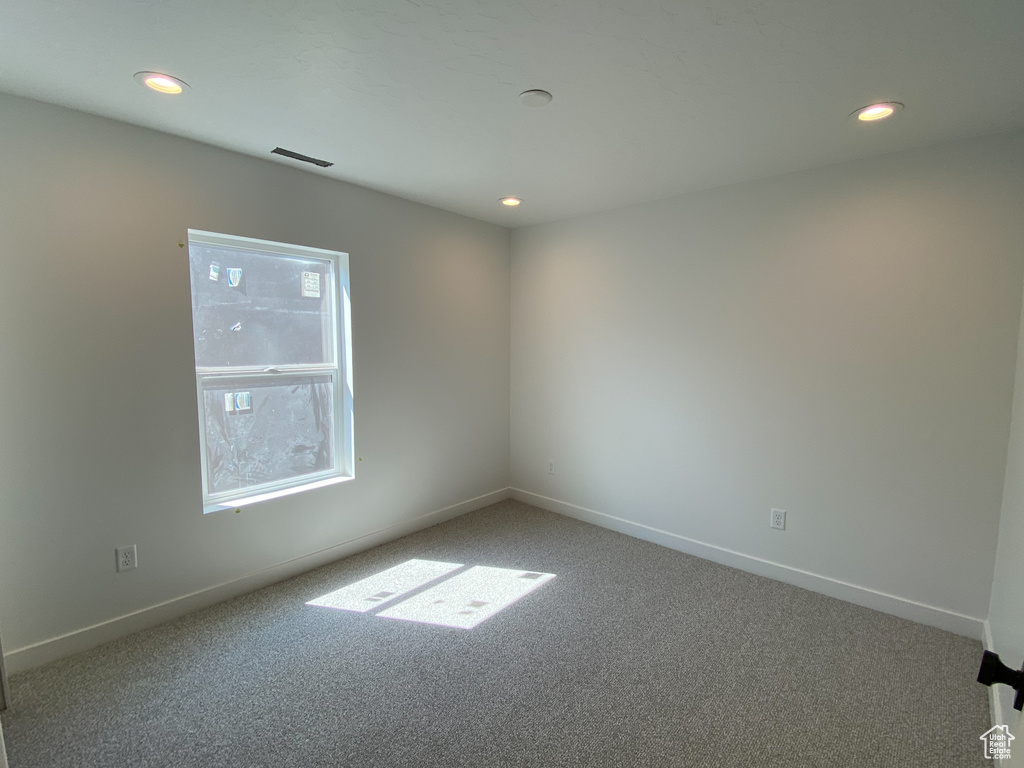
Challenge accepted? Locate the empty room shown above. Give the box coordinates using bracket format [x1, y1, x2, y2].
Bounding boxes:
[1, 0, 1023, 766]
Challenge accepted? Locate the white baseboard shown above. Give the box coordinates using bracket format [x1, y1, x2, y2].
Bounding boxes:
[511, 487, 985, 640]
[5, 488, 512, 674]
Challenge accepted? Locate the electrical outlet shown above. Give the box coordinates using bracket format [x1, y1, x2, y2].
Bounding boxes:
[548, 460, 555, 474]
[116, 545, 138, 572]
[770, 509, 786, 531]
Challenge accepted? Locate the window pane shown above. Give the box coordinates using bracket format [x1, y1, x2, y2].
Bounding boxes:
[189, 243, 335, 368]
[201, 375, 334, 496]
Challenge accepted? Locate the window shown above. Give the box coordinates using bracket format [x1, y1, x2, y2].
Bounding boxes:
[187, 230, 353, 513]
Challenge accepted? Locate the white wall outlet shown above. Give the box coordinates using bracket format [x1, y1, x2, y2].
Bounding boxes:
[116, 545, 138, 572]
[548, 461, 555, 474]
[770, 509, 786, 531]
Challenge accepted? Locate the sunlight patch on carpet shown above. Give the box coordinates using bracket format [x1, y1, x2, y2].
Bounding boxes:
[376, 565, 555, 629]
[307, 560, 555, 628]
[306, 558, 463, 613]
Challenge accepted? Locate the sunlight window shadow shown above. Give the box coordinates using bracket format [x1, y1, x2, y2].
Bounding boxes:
[306, 559, 555, 628]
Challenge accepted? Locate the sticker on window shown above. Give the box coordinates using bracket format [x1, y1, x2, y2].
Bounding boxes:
[301, 271, 321, 299]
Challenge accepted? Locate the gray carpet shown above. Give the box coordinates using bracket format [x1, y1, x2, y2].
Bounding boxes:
[1, 500, 991, 767]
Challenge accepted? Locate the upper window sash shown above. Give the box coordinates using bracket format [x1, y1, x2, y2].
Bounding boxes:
[188, 230, 340, 371]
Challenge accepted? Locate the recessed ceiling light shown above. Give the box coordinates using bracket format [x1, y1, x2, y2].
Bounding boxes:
[134, 71, 189, 95]
[851, 102, 903, 122]
[519, 90, 553, 108]
[499, 197, 522, 207]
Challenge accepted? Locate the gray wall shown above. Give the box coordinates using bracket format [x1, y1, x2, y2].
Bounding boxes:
[0, 93, 511, 666]
[511, 130, 1024, 631]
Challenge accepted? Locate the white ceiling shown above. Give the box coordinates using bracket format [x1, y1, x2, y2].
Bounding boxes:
[1, 0, 1022, 227]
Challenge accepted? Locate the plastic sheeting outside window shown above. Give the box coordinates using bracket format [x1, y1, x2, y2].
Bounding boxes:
[202, 375, 334, 496]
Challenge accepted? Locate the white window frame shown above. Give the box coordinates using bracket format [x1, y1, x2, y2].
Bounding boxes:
[187, 229, 354, 513]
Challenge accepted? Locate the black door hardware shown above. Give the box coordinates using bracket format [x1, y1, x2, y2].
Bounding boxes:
[978, 651, 1024, 711]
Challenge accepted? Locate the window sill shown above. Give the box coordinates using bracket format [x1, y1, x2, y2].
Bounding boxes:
[203, 474, 353, 515]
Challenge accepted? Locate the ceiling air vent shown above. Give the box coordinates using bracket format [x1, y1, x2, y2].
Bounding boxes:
[270, 147, 333, 168]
